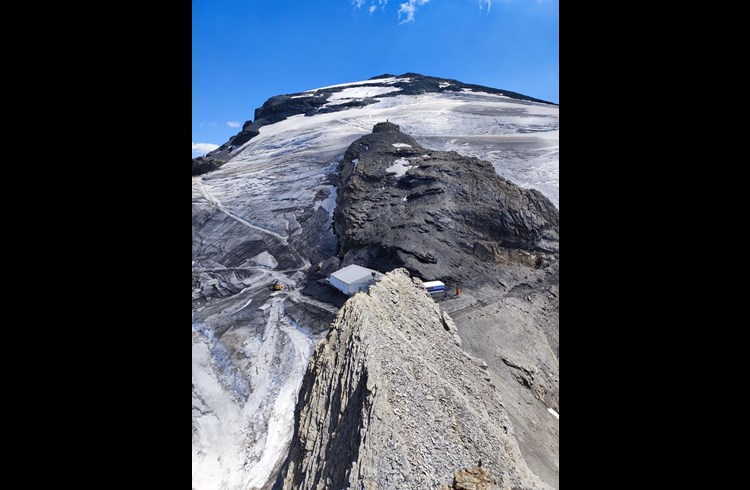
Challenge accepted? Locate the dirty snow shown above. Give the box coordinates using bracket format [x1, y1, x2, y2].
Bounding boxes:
[249, 251, 278, 269]
[313, 185, 337, 216]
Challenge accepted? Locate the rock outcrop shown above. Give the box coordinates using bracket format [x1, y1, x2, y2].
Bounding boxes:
[192, 156, 223, 176]
[443, 466, 500, 490]
[333, 123, 559, 285]
[274, 269, 550, 490]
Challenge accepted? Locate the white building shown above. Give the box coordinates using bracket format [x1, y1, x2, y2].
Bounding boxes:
[422, 280, 446, 293]
[328, 264, 383, 295]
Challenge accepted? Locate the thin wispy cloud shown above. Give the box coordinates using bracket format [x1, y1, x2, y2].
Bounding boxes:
[398, 0, 429, 23]
[192, 142, 219, 156]
[355, 0, 494, 23]
[354, 0, 388, 15]
[226, 121, 241, 128]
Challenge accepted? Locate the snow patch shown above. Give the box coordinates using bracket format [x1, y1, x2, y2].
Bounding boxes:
[328, 86, 401, 101]
[315, 77, 405, 90]
[547, 407, 559, 419]
[232, 297, 253, 314]
[250, 251, 278, 269]
[392, 143, 412, 149]
[386, 158, 412, 178]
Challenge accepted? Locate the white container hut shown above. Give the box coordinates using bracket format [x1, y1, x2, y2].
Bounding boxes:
[328, 264, 383, 295]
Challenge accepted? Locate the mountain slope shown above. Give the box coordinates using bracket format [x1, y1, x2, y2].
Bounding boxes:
[192, 74, 559, 490]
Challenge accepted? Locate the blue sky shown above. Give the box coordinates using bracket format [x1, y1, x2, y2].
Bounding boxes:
[193, 0, 558, 156]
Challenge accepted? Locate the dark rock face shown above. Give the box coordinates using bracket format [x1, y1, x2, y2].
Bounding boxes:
[332, 123, 559, 285]
[192, 119, 258, 175]
[192, 156, 222, 176]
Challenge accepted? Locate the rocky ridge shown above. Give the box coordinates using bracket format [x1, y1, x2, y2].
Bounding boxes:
[274, 269, 550, 490]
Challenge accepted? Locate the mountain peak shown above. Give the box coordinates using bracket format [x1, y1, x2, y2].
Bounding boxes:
[192, 73, 556, 176]
[372, 121, 401, 133]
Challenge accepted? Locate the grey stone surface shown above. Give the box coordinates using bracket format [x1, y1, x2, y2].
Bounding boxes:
[275, 269, 550, 490]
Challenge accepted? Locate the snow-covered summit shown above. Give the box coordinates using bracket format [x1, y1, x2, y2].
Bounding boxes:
[194, 73, 558, 206]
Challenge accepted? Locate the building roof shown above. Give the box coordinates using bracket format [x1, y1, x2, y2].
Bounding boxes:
[330, 264, 380, 284]
[423, 281, 445, 288]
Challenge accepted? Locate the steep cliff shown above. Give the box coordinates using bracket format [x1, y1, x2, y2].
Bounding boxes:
[275, 269, 550, 490]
